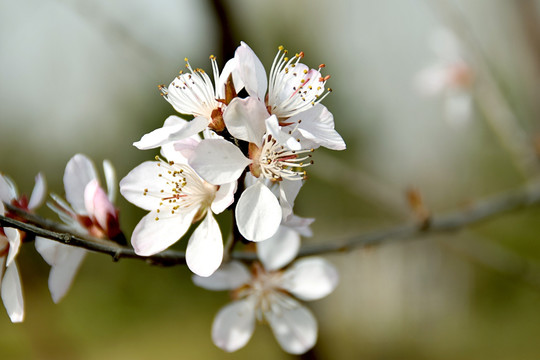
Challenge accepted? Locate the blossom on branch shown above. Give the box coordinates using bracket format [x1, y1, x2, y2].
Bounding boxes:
[35, 154, 121, 303]
[0, 172, 46, 322]
[193, 233, 338, 354]
[120, 144, 236, 277]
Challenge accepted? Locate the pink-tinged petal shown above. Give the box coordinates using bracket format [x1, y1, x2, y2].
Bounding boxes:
[28, 172, 47, 210]
[186, 212, 223, 277]
[0, 174, 17, 203]
[84, 180, 116, 231]
[190, 139, 251, 185]
[64, 154, 98, 214]
[212, 298, 256, 352]
[279, 180, 303, 221]
[1, 261, 24, 323]
[281, 257, 339, 301]
[119, 161, 167, 211]
[102, 160, 116, 203]
[257, 226, 300, 271]
[160, 136, 201, 165]
[35, 237, 87, 303]
[131, 208, 197, 256]
[236, 182, 282, 242]
[211, 181, 237, 215]
[235, 42, 267, 100]
[266, 298, 317, 354]
[292, 104, 346, 151]
[4, 228, 21, 268]
[223, 97, 268, 146]
[192, 260, 251, 291]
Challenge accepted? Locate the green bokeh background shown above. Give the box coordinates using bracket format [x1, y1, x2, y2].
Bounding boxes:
[2, 0, 540, 359]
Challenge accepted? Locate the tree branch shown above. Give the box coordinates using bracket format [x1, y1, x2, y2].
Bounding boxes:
[3, 182, 540, 266]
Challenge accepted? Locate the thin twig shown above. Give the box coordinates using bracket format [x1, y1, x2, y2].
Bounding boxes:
[2, 182, 540, 266]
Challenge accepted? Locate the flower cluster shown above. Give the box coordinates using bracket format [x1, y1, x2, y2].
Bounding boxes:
[120, 42, 345, 353]
[0, 155, 122, 321]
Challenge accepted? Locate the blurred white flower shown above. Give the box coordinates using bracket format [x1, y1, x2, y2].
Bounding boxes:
[415, 28, 474, 126]
[120, 144, 235, 277]
[35, 154, 120, 303]
[0, 172, 46, 322]
[193, 235, 338, 354]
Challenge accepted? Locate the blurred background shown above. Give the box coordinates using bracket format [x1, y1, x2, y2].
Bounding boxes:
[2, 0, 540, 358]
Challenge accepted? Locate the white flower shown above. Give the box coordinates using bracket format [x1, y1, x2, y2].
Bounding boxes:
[35, 154, 120, 303]
[120, 144, 236, 277]
[232, 42, 345, 151]
[0, 172, 46, 322]
[193, 232, 338, 354]
[134, 56, 238, 150]
[415, 28, 474, 125]
[189, 114, 314, 241]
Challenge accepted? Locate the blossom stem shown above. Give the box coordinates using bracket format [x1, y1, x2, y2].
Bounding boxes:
[3, 181, 540, 267]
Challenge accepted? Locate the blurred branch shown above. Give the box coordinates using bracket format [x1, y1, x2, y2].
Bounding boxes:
[3, 181, 540, 266]
[297, 181, 540, 257]
[428, 0, 540, 179]
[439, 232, 540, 289]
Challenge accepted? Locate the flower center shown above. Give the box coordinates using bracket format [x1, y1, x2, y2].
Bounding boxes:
[146, 157, 217, 221]
[160, 57, 222, 122]
[267, 46, 332, 119]
[250, 134, 314, 181]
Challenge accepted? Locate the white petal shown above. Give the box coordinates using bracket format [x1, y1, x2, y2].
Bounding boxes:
[279, 180, 303, 221]
[131, 208, 197, 256]
[119, 161, 167, 211]
[28, 172, 47, 210]
[35, 238, 87, 303]
[192, 260, 251, 291]
[283, 215, 314, 237]
[212, 299, 256, 352]
[235, 42, 267, 100]
[1, 261, 24, 323]
[257, 226, 300, 271]
[444, 91, 472, 126]
[189, 139, 251, 185]
[216, 57, 239, 98]
[186, 213, 223, 277]
[64, 154, 98, 214]
[211, 181, 237, 214]
[4, 228, 21, 268]
[133, 115, 203, 150]
[223, 97, 268, 146]
[103, 160, 117, 203]
[0, 174, 17, 203]
[266, 297, 317, 354]
[265, 115, 301, 151]
[281, 257, 339, 301]
[236, 182, 282, 242]
[292, 104, 346, 151]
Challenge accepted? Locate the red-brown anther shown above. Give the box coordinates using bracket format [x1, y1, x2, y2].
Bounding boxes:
[319, 64, 326, 69]
[209, 108, 226, 132]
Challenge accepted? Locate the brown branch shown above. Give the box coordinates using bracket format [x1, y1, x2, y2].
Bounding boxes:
[3, 182, 540, 266]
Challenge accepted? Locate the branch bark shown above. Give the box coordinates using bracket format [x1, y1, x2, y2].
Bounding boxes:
[2, 181, 540, 266]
